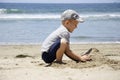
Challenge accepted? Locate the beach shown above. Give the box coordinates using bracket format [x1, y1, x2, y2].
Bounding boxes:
[0, 3, 120, 80]
[0, 43, 120, 80]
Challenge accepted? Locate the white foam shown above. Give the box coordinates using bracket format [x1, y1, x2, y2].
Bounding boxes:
[0, 8, 7, 14]
[0, 14, 60, 20]
[0, 13, 120, 20]
[82, 13, 120, 19]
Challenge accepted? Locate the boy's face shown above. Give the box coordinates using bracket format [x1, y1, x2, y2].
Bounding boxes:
[66, 19, 79, 33]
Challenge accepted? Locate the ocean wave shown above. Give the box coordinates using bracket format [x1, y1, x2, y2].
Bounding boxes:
[83, 14, 120, 20]
[0, 14, 60, 20]
[72, 36, 120, 39]
[0, 8, 23, 14]
[0, 13, 120, 20]
[71, 36, 120, 41]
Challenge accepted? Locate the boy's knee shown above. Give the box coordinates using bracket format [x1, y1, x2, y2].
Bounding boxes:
[61, 38, 68, 45]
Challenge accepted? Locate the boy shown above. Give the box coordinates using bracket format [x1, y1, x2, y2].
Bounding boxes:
[41, 9, 92, 63]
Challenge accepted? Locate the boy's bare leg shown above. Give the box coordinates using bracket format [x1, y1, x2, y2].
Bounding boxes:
[56, 38, 67, 63]
[56, 38, 92, 63]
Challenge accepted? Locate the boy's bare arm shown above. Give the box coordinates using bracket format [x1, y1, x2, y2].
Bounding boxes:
[65, 44, 92, 62]
[65, 44, 82, 62]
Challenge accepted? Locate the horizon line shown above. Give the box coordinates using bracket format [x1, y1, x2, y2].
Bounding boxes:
[0, 2, 119, 4]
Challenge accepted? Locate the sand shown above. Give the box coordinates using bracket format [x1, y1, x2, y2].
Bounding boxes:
[0, 43, 120, 80]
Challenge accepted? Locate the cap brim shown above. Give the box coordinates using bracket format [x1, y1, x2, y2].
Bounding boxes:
[76, 18, 84, 23]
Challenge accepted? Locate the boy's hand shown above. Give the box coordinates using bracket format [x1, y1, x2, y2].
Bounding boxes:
[80, 55, 92, 62]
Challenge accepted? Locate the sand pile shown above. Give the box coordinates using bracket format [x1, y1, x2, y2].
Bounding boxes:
[46, 48, 120, 70]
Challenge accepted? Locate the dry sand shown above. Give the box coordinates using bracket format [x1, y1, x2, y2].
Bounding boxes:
[0, 43, 120, 80]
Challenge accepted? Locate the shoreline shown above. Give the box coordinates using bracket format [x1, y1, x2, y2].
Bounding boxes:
[0, 41, 120, 45]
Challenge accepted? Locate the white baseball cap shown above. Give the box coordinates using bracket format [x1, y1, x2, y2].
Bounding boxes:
[61, 9, 84, 23]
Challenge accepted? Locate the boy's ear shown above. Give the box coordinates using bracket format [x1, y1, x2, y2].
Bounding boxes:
[65, 20, 69, 25]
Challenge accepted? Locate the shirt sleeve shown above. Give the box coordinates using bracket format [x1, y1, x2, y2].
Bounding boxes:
[59, 32, 70, 43]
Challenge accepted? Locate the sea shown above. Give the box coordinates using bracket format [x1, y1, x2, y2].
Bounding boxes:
[0, 3, 120, 45]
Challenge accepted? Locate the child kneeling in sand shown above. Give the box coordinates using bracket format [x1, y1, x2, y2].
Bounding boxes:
[41, 9, 92, 64]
